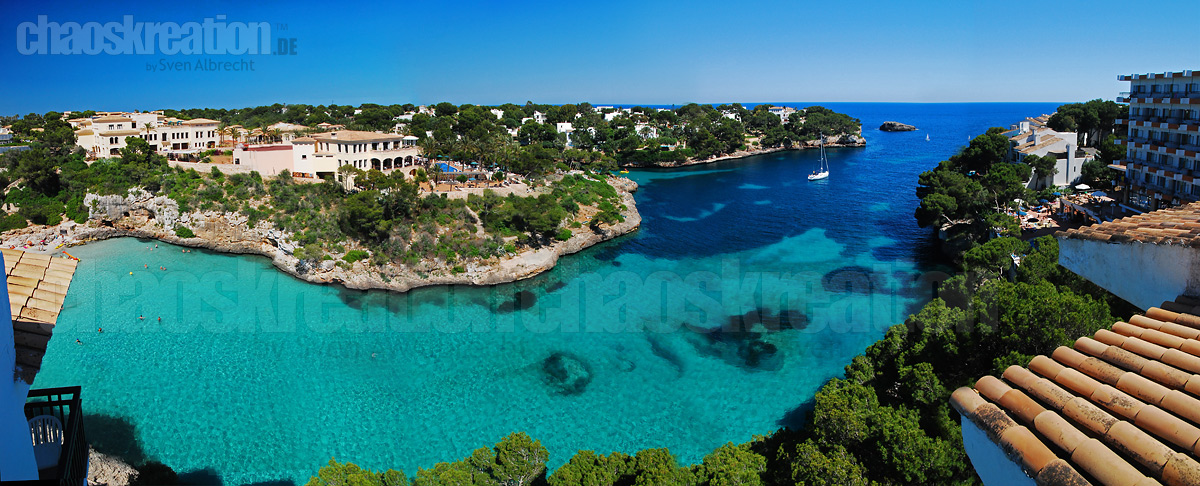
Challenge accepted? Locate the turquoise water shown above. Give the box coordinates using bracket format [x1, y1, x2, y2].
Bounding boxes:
[34, 103, 1060, 485]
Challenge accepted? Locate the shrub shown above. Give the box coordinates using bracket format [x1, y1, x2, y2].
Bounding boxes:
[0, 213, 28, 233]
[342, 249, 369, 263]
[555, 228, 572, 241]
[174, 226, 196, 238]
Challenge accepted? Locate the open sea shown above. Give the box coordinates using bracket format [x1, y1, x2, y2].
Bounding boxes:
[34, 103, 1060, 485]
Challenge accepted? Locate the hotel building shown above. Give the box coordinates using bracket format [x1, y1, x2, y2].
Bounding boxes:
[71, 112, 219, 158]
[1116, 70, 1200, 211]
[232, 130, 421, 182]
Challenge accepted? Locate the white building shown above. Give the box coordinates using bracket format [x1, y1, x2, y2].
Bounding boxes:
[533, 111, 547, 124]
[1116, 70, 1200, 211]
[72, 112, 218, 158]
[489, 109, 504, 120]
[310, 130, 422, 181]
[1003, 117, 1091, 189]
[767, 106, 797, 123]
[635, 123, 658, 139]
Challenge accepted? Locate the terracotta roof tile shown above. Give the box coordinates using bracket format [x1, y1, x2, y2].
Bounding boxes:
[1035, 459, 1093, 486]
[954, 303, 1200, 485]
[6, 249, 78, 384]
[1061, 202, 1200, 246]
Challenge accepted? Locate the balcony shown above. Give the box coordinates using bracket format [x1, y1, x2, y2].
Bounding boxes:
[3, 387, 89, 486]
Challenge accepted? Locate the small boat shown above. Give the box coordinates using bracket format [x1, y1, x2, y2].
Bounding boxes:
[808, 137, 829, 181]
[926, 133, 930, 141]
[619, 170, 629, 174]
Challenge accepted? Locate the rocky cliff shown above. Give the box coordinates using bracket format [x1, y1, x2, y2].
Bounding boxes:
[72, 179, 641, 293]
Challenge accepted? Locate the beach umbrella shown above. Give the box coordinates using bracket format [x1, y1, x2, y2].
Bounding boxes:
[1038, 199, 1049, 204]
[1075, 184, 1091, 190]
[1052, 192, 1062, 196]
[1017, 210, 1027, 216]
[1093, 191, 1108, 198]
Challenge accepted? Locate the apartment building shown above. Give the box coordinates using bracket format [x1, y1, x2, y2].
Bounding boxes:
[71, 112, 219, 158]
[1116, 70, 1200, 211]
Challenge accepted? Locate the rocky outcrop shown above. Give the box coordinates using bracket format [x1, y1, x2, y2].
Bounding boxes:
[65, 178, 641, 293]
[88, 447, 138, 486]
[879, 121, 917, 132]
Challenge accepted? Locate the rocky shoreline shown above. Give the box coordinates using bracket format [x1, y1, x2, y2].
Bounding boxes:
[619, 132, 865, 168]
[10, 178, 641, 294]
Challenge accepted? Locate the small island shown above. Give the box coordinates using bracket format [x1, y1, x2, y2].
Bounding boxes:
[879, 121, 918, 132]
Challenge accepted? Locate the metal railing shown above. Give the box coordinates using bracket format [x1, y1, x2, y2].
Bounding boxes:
[5, 387, 89, 486]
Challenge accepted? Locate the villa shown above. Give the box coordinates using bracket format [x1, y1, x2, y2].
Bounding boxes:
[0, 249, 84, 485]
[1003, 116, 1093, 189]
[767, 106, 798, 123]
[234, 130, 422, 182]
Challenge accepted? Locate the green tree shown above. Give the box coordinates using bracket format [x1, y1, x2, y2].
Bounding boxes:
[339, 190, 390, 241]
[307, 459, 408, 486]
[779, 440, 868, 486]
[696, 443, 765, 486]
[491, 432, 549, 486]
[1022, 154, 1058, 188]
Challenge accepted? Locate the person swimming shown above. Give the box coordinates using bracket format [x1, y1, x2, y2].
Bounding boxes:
[138, 315, 144, 320]
[76, 339, 82, 345]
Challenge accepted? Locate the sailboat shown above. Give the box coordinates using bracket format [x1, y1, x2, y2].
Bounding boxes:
[926, 133, 930, 141]
[808, 136, 829, 181]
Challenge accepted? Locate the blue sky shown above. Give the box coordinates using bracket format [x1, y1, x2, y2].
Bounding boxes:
[2, 0, 1198, 115]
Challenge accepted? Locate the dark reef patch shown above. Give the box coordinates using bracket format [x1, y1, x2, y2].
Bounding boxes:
[544, 280, 567, 294]
[821, 265, 887, 295]
[542, 352, 593, 395]
[647, 335, 685, 376]
[685, 308, 807, 371]
[495, 290, 537, 313]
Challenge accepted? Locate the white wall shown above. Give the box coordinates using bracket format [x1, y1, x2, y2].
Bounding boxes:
[961, 419, 1038, 486]
[1059, 237, 1200, 310]
[0, 252, 38, 481]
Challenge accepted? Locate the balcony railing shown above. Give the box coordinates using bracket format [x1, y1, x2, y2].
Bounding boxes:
[4, 387, 89, 486]
[1127, 90, 1200, 99]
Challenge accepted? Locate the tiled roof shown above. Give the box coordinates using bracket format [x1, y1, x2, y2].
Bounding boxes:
[92, 115, 132, 123]
[1060, 202, 1200, 246]
[5, 249, 77, 384]
[951, 299, 1200, 486]
[311, 130, 403, 142]
[181, 118, 220, 125]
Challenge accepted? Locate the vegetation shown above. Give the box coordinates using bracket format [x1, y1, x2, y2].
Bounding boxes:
[914, 127, 1031, 250]
[0, 111, 630, 276]
[61, 101, 858, 171]
[1046, 99, 1124, 147]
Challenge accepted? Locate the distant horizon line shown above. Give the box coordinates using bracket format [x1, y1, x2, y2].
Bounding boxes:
[5, 100, 1090, 117]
